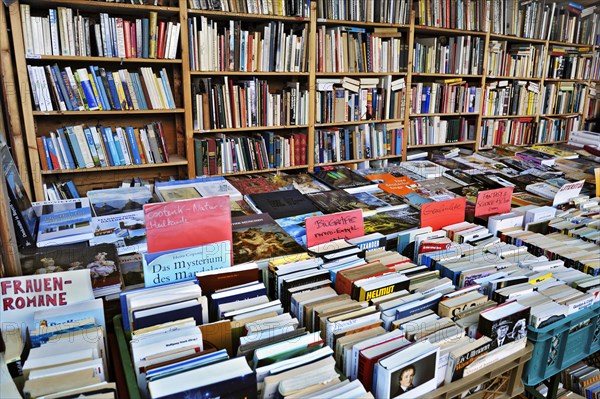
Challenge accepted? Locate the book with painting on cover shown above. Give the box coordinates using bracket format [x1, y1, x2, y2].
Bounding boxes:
[311, 166, 374, 189]
[275, 211, 324, 247]
[305, 190, 373, 213]
[231, 214, 305, 264]
[87, 186, 155, 216]
[265, 173, 331, 194]
[226, 175, 280, 195]
[363, 206, 420, 238]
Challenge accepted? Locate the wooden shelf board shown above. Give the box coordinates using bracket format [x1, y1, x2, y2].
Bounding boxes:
[482, 115, 536, 119]
[26, 55, 182, 63]
[547, 40, 593, 48]
[220, 165, 307, 176]
[40, 155, 187, 175]
[23, 0, 179, 14]
[414, 25, 487, 36]
[190, 71, 309, 76]
[189, 9, 309, 23]
[407, 141, 477, 149]
[194, 124, 309, 133]
[315, 155, 401, 166]
[32, 109, 185, 116]
[486, 76, 543, 81]
[411, 73, 483, 78]
[316, 72, 407, 76]
[316, 118, 404, 127]
[489, 33, 546, 44]
[316, 18, 409, 28]
[410, 112, 479, 117]
[544, 78, 583, 82]
[540, 113, 582, 117]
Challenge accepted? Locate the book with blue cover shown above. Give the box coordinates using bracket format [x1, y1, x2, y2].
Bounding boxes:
[36, 198, 93, 247]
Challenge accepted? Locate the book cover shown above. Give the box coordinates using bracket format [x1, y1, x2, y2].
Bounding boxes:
[87, 186, 154, 216]
[311, 166, 374, 189]
[36, 198, 93, 247]
[226, 175, 280, 195]
[265, 173, 331, 194]
[275, 211, 324, 247]
[246, 189, 319, 219]
[89, 210, 147, 255]
[144, 196, 232, 254]
[363, 207, 420, 237]
[306, 190, 373, 214]
[231, 214, 305, 264]
[119, 253, 144, 290]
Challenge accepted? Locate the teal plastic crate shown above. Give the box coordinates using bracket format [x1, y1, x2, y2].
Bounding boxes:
[523, 301, 600, 386]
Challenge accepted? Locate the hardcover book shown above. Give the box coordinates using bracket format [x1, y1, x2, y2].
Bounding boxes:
[226, 175, 280, 195]
[89, 210, 147, 255]
[245, 189, 319, 219]
[231, 214, 305, 264]
[87, 186, 155, 216]
[311, 166, 374, 189]
[275, 211, 324, 247]
[265, 173, 331, 194]
[306, 190, 373, 213]
[36, 198, 93, 247]
[363, 207, 420, 237]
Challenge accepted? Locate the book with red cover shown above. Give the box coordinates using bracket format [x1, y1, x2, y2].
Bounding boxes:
[156, 21, 166, 59]
[123, 20, 132, 58]
[227, 175, 279, 195]
[335, 262, 388, 296]
[357, 335, 411, 391]
[144, 196, 232, 254]
[196, 263, 259, 296]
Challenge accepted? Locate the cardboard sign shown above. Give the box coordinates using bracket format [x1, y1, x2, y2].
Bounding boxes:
[475, 187, 514, 217]
[305, 209, 364, 248]
[595, 168, 600, 198]
[144, 196, 232, 254]
[421, 198, 466, 231]
[143, 241, 231, 287]
[553, 180, 585, 206]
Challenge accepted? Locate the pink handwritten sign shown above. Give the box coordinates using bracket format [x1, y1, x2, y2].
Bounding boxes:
[305, 209, 364, 248]
[421, 198, 466, 231]
[475, 187, 514, 217]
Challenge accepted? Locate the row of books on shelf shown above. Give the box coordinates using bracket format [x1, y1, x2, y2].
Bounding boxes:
[194, 132, 308, 175]
[189, 18, 308, 73]
[37, 122, 170, 171]
[481, 118, 538, 148]
[558, 359, 600, 399]
[315, 77, 406, 124]
[314, 123, 403, 164]
[546, 46, 596, 80]
[20, 6, 180, 60]
[541, 82, 587, 115]
[409, 117, 476, 146]
[486, 41, 546, 79]
[317, 26, 409, 73]
[414, 0, 487, 31]
[189, 0, 310, 18]
[316, 0, 410, 24]
[413, 35, 484, 76]
[490, 0, 599, 45]
[482, 81, 540, 117]
[28, 64, 176, 112]
[410, 81, 481, 115]
[192, 77, 308, 131]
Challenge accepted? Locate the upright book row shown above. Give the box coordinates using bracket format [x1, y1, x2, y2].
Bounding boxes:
[20, 6, 180, 59]
[409, 116, 476, 146]
[27, 64, 176, 112]
[189, 18, 308, 72]
[191, 78, 308, 131]
[487, 42, 546, 78]
[37, 122, 169, 171]
[316, 0, 411, 24]
[188, 0, 310, 18]
[413, 0, 488, 31]
[413, 35, 485, 75]
[410, 81, 482, 115]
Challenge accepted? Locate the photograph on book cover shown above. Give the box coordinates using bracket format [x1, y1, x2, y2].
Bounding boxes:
[390, 351, 437, 398]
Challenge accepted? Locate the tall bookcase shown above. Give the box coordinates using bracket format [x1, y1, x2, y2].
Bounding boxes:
[8, 0, 600, 201]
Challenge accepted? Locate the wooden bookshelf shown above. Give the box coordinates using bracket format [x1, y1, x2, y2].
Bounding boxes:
[8, 0, 599, 199]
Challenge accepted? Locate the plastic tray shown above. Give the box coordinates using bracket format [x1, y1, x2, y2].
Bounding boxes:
[523, 301, 600, 387]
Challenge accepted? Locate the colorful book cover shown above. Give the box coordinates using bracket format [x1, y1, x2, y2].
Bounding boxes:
[226, 175, 280, 195]
[119, 253, 144, 290]
[363, 206, 420, 237]
[275, 211, 324, 247]
[265, 173, 331, 194]
[311, 166, 374, 189]
[305, 190, 373, 214]
[231, 214, 305, 264]
[144, 196, 232, 254]
[87, 186, 154, 216]
[89, 210, 147, 255]
[36, 199, 93, 247]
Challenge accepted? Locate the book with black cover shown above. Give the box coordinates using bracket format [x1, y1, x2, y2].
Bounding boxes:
[478, 301, 530, 349]
[231, 214, 305, 264]
[311, 166, 374, 189]
[305, 190, 373, 213]
[246, 189, 319, 219]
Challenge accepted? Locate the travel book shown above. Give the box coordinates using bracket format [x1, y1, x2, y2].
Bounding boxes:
[305, 190, 373, 213]
[311, 166, 374, 189]
[231, 214, 305, 264]
[89, 210, 147, 255]
[36, 198, 93, 247]
[87, 186, 155, 216]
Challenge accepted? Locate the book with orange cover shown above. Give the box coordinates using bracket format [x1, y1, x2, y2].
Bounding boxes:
[335, 261, 388, 296]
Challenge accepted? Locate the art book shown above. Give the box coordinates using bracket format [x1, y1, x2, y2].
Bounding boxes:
[20, 243, 122, 297]
[245, 189, 320, 219]
[226, 175, 280, 195]
[363, 207, 420, 237]
[231, 214, 305, 264]
[275, 211, 324, 247]
[36, 198, 93, 247]
[265, 173, 331, 194]
[311, 166, 374, 189]
[306, 190, 373, 214]
[0, 269, 94, 335]
[144, 196, 232, 254]
[87, 186, 155, 216]
[119, 253, 144, 290]
[89, 210, 147, 255]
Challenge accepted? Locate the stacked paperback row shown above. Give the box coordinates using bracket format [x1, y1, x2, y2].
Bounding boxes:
[481, 118, 537, 147]
[189, 18, 308, 72]
[192, 78, 308, 130]
[413, 35, 484, 75]
[20, 6, 180, 59]
[27, 64, 176, 112]
[37, 122, 170, 171]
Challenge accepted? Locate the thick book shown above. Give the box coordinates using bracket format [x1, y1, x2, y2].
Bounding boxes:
[36, 198, 93, 247]
[305, 190, 373, 214]
[478, 300, 530, 349]
[311, 166, 374, 189]
[245, 189, 319, 219]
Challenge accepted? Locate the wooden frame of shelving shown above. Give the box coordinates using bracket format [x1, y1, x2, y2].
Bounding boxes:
[7, 0, 599, 201]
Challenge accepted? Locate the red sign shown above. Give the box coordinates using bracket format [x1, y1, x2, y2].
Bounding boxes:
[475, 187, 514, 217]
[421, 198, 466, 231]
[144, 196, 232, 254]
[305, 209, 364, 248]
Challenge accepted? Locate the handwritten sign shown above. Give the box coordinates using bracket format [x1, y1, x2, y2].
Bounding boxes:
[143, 241, 231, 287]
[421, 198, 466, 231]
[475, 187, 514, 217]
[553, 180, 585, 206]
[305, 209, 364, 248]
[144, 196, 232, 254]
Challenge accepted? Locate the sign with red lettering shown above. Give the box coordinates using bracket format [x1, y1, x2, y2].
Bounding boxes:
[475, 187, 514, 217]
[305, 209, 364, 248]
[420, 198, 466, 231]
[0, 269, 94, 334]
[553, 180, 585, 206]
[144, 196, 232, 254]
